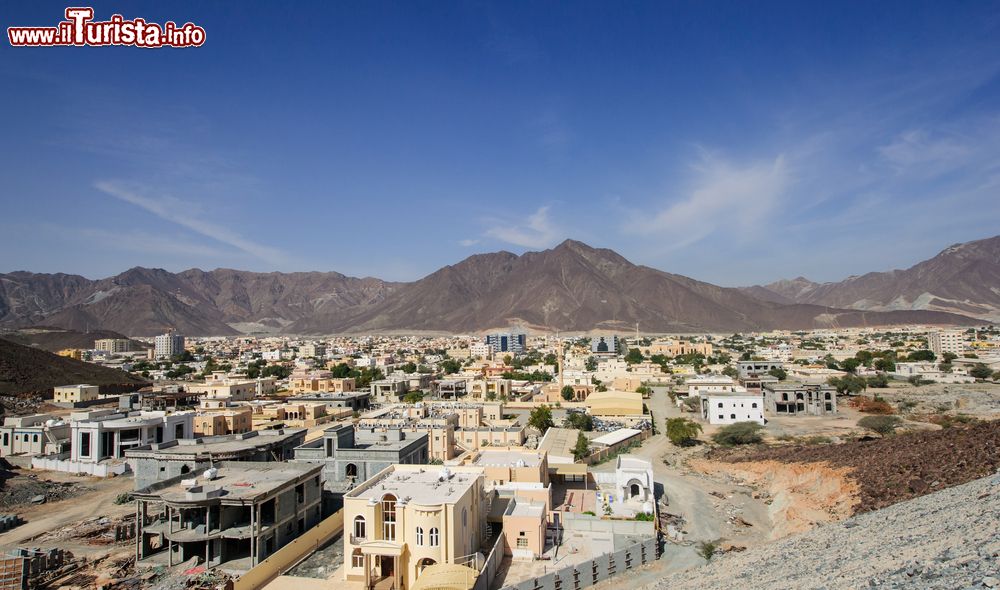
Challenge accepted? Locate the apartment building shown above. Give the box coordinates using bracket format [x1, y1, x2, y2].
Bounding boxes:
[929, 330, 964, 357]
[486, 332, 526, 354]
[685, 376, 739, 397]
[343, 464, 486, 590]
[94, 338, 132, 353]
[736, 360, 785, 380]
[154, 333, 185, 359]
[134, 462, 323, 572]
[299, 343, 326, 359]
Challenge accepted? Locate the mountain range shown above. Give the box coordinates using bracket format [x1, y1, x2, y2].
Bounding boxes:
[1, 238, 993, 336]
[742, 235, 1000, 322]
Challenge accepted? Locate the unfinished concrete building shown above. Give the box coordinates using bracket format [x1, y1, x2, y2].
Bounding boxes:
[763, 383, 837, 415]
[134, 461, 323, 573]
[125, 428, 307, 489]
[293, 423, 428, 511]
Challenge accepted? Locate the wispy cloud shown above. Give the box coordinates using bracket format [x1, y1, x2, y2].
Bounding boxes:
[633, 153, 790, 248]
[878, 129, 971, 172]
[485, 205, 561, 249]
[458, 238, 480, 247]
[95, 181, 287, 265]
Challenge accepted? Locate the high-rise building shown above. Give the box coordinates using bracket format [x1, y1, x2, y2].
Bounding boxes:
[591, 334, 619, 355]
[928, 330, 963, 357]
[486, 332, 526, 354]
[94, 338, 131, 353]
[154, 332, 185, 359]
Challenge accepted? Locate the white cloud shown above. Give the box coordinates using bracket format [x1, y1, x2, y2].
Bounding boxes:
[95, 181, 286, 265]
[878, 130, 970, 171]
[458, 239, 480, 247]
[485, 205, 561, 249]
[634, 153, 790, 248]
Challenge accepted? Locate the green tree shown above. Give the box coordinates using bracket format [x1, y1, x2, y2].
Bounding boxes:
[400, 362, 417, 373]
[711, 422, 764, 446]
[440, 359, 462, 374]
[907, 349, 936, 362]
[721, 365, 738, 378]
[528, 405, 554, 434]
[635, 385, 652, 395]
[840, 358, 861, 373]
[855, 350, 874, 367]
[624, 347, 644, 364]
[866, 374, 889, 388]
[970, 363, 993, 380]
[561, 385, 575, 401]
[767, 367, 787, 380]
[828, 374, 867, 394]
[665, 417, 703, 447]
[403, 391, 425, 404]
[858, 415, 903, 437]
[874, 358, 896, 372]
[584, 356, 598, 371]
[563, 412, 594, 431]
[572, 431, 590, 461]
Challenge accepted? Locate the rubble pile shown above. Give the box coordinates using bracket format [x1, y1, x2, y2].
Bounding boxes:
[0, 471, 91, 509]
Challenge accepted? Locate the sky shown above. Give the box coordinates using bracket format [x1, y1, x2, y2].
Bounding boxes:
[1, 1, 999, 286]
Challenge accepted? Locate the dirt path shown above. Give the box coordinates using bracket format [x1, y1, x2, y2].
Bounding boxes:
[0, 472, 135, 557]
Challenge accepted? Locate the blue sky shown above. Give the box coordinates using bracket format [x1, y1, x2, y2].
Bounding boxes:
[1, 1, 999, 286]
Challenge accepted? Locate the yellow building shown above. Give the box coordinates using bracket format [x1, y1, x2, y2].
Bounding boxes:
[57, 348, 84, 360]
[53, 384, 99, 403]
[192, 405, 253, 436]
[585, 390, 644, 417]
[343, 465, 485, 590]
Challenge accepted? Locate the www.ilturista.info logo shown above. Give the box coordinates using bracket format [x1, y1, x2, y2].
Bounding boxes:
[8, 7, 205, 48]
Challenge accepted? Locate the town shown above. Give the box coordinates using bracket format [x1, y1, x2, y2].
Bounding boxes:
[1, 324, 998, 589]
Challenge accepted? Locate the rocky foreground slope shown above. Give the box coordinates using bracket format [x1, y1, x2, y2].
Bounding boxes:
[653, 472, 1000, 590]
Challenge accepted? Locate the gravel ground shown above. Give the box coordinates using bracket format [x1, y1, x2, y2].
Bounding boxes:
[651, 471, 1000, 590]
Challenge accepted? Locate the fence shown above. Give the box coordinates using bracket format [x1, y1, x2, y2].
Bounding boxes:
[232, 510, 344, 590]
[498, 537, 657, 590]
[30, 455, 130, 477]
[473, 532, 506, 590]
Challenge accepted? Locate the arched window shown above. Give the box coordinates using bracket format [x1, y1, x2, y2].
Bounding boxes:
[382, 494, 397, 541]
[345, 463, 358, 479]
[751, 403, 758, 408]
[429, 527, 439, 546]
[730, 414, 736, 419]
[417, 558, 437, 575]
[416, 526, 424, 545]
[825, 392, 832, 400]
[33, 434, 39, 443]
[354, 515, 366, 540]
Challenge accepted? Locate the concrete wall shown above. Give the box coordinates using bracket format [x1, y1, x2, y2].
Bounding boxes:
[233, 510, 344, 590]
[498, 537, 657, 590]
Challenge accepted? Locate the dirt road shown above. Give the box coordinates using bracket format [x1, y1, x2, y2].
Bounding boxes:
[0, 471, 135, 557]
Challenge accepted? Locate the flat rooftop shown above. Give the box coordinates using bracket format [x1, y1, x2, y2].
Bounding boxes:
[140, 462, 318, 504]
[128, 429, 305, 458]
[591, 428, 641, 447]
[351, 467, 478, 505]
[473, 449, 543, 467]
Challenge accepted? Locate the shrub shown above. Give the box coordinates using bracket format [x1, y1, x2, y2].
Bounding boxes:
[697, 541, 718, 561]
[802, 435, 832, 445]
[114, 492, 134, 505]
[666, 417, 703, 447]
[850, 396, 894, 414]
[858, 415, 903, 437]
[711, 422, 764, 446]
[634, 512, 655, 521]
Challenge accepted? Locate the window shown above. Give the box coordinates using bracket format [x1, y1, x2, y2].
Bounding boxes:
[80, 432, 91, 457]
[352, 548, 364, 568]
[730, 414, 736, 419]
[354, 516, 366, 540]
[345, 463, 358, 479]
[718, 415, 723, 420]
[751, 403, 758, 408]
[429, 527, 439, 546]
[516, 533, 528, 548]
[33, 434, 39, 443]
[717, 402, 723, 408]
[462, 508, 467, 528]
[416, 527, 424, 545]
[381, 495, 397, 541]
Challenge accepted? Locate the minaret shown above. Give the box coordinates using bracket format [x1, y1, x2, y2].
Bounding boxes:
[558, 336, 565, 390]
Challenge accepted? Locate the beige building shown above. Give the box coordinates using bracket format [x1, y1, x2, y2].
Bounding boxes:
[193, 406, 253, 437]
[929, 330, 963, 357]
[646, 340, 713, 357]
[289, 370, 356, 394]
[53, 384, 100, 404]
[343, 465, 485, 590]
[94, 338, 131, 353]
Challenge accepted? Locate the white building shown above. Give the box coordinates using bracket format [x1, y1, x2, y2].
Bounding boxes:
[69, 409, 193, 464]
[154, 332, 185, 359]
[469, 342, 491, 358]
[685, 375, 738, 397]
[929, 330, 963, 357]
[700, 392, 765, 425]
[299, 343, 326, 359]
